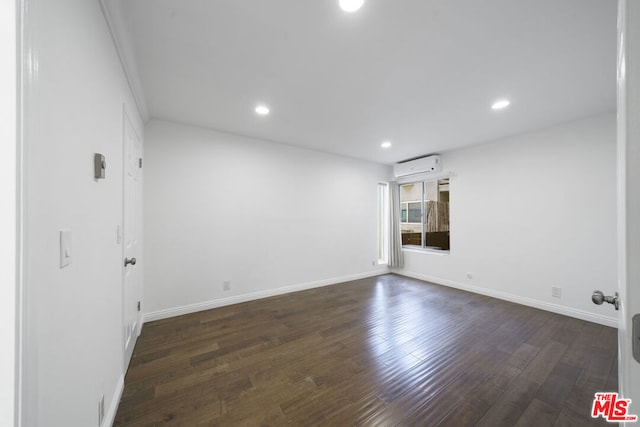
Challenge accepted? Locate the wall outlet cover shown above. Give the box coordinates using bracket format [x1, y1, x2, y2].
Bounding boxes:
[60, 229, 72, 268]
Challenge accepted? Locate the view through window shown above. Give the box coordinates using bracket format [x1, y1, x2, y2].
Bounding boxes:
[400, 178, 450, 251]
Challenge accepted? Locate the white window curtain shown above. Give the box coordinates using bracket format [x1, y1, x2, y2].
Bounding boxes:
[388, 181, 404, 268]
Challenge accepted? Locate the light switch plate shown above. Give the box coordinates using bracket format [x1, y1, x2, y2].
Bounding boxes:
[94, 153, 106, 179]
[60, 229, 72, 268]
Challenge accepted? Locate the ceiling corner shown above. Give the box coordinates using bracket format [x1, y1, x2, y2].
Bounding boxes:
[98, 0, 150, 123]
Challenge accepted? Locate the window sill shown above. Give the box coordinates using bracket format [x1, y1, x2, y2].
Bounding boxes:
[402, 246, 450, 256]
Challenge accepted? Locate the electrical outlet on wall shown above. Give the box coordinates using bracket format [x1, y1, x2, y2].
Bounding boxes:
[552, 286, 562, 298]
[223, 280, 231, 291]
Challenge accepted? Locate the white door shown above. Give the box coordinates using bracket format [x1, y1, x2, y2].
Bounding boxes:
[123, 109, 142, 368]
[617, 0, 640, 417]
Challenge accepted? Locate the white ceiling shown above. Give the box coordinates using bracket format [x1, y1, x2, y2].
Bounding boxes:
[116, 0, 616, 164]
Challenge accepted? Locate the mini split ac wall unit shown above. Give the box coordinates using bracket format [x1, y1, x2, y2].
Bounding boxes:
[393, 155, 441, 178]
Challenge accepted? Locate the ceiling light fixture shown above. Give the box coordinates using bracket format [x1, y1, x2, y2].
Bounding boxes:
[339, 0, 365, 13]
[381, 141, 392, 149]
[491, 99, 510, 110]
[255, 105, 270, 115]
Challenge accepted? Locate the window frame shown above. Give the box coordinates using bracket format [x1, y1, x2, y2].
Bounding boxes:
[399, 177, 450, 254]
[377, 182, 389, 264]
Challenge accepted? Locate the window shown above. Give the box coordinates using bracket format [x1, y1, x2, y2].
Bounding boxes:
[377, 182, 389, 263]
[400, 201, 421, 223]
[399, 178, 450, 251]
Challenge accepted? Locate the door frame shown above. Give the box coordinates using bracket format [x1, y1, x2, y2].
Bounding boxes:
[122, 105, 143, 370]
[2, 0, 19, 425]
[617, 0, 640, 414]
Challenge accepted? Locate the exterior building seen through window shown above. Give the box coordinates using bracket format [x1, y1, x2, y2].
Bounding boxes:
[400, 178, 450, 251]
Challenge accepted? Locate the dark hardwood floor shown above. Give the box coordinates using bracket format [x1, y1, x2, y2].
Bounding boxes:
[114, 274, 618, 426]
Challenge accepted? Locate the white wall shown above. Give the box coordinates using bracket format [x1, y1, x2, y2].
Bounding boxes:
[144, 120, 390, 319]
[1, 0, 17, 425]
[23, 0, 143, 425]
[398, 114, 618, 326]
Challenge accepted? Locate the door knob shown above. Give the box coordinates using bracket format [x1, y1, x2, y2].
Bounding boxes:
[592, 290, 619, 310]
[124, 257, 137, 267]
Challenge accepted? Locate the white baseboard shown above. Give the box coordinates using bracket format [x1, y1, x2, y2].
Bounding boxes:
[104, 374, 124, 427]
[144, 269, 390, 323]
[394, 270, 618, 328]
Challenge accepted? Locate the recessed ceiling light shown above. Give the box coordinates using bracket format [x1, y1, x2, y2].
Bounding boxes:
[339, 0, 365, 13]
[491, 99, 510, 110]
[255, 105, 270, 115]
[381, 141, 392, 149]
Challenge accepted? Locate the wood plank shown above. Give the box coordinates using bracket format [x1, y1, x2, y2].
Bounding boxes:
[536, 362, 582, 409]
[515, 398, 559, 427]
